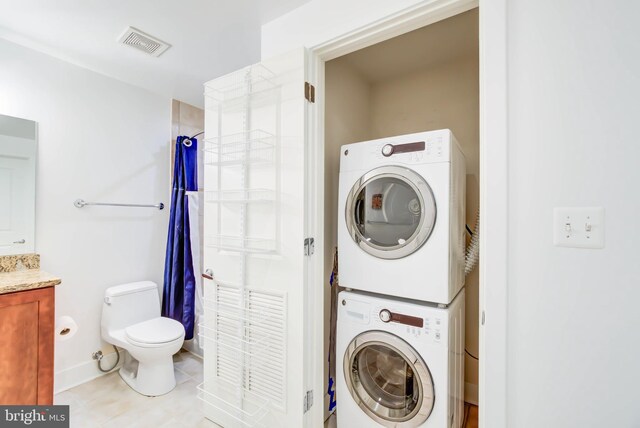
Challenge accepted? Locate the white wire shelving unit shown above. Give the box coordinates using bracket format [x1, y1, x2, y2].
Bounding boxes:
[197, 284, 286, 428]
[196, 379, 270, 428]
[204, 189, 275, 204]
[204, 130, 276, 167]
[200, 63, 284, 427]
[204, 235, 277, 255]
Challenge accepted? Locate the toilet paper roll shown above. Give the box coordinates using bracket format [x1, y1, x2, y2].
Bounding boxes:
[55, 316, 78, 341]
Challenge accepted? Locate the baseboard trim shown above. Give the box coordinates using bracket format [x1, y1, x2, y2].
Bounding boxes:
[182, 339, 204, 358]
[465, 382, 479, 406]
[54, 349, 124, 394]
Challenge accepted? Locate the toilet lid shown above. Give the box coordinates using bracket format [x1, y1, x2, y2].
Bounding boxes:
[125, 317, 185, 344]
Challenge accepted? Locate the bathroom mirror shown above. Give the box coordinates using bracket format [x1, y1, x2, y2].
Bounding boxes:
[0, 114, 37, 256]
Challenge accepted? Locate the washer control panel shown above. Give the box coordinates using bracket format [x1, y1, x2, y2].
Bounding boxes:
[371, 305, 443, 343]
[340, 294, 447, 345]
[377, 308, 423, 327]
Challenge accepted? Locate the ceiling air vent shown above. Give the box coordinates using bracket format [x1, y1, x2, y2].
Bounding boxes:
[118, 27, 171, 57]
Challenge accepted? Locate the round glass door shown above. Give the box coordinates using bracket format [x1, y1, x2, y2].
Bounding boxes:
[344, 331, 435, 427]
[345, 166, 436, 259]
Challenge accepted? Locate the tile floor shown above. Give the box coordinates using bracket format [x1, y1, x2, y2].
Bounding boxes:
[55, 350, 479, 428]
[54, 350, 218, 428]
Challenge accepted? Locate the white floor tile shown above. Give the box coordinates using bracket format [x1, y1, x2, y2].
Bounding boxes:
[55, 350, 220, 428]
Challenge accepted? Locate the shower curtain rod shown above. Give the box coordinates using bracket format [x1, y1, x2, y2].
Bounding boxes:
[183, 131, 204, 147]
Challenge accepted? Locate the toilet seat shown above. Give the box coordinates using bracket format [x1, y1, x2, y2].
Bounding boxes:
[125, 317, 184, 347]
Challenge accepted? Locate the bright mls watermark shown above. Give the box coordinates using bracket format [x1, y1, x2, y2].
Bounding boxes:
[0, 406, 69, 427]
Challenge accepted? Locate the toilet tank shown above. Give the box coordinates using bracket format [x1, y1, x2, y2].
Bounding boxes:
[101, 281, 161, 333]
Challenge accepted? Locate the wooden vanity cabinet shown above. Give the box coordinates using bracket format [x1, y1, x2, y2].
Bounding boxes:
[0, 286, 54, 405]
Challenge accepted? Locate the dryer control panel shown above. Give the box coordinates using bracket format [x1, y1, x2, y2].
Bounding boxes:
[340, 129, 454, 172]
[371, 137, 445, 163]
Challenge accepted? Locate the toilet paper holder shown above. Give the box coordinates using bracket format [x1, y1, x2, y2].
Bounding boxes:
[56, 315, 79, 341]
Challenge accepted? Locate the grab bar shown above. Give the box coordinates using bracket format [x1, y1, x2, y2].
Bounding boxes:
[74, 199, 164, 210]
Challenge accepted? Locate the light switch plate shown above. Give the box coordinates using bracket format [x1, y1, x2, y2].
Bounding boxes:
[553, 207, 605, 249]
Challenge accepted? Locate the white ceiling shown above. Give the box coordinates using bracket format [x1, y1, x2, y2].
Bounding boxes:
[335, 8, 478, 83]
[0, 0, 311, 107]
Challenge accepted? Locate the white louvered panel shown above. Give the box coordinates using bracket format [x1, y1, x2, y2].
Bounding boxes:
[201, 282, 287, 413]
[214, 283, 243, 383]
[246, 288, 286, 410]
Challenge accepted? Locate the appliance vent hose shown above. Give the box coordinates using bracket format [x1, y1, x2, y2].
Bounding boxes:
[465, 210, 480, 276]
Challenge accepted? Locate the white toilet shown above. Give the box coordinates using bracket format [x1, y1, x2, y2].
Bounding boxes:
[101, 281, 185, 396]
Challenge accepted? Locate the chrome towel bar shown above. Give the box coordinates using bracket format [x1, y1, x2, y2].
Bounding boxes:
[74, 199, 164, 210]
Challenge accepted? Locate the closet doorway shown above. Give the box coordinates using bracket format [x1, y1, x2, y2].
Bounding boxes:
[307, 1, 508, 426]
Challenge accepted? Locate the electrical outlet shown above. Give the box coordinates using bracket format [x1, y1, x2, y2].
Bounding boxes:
[553, 207, 605, 249]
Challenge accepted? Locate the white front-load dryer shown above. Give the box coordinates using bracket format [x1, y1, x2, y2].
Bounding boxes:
[338, 129, 466, 304]
[337, 289, 465, 428]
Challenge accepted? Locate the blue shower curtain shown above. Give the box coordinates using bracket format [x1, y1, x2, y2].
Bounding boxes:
[162, 136, 198, 340]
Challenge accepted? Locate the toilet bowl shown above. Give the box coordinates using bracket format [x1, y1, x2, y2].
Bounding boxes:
[101, 281, 185, 396]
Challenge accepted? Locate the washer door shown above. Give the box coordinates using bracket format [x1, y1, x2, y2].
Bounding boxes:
[343, 331, 435, 427]
[345, 166, 436, 259]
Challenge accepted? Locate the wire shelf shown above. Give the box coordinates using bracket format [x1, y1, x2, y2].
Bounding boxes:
[197, 379, 270, 428]
[205, 235, 277, 254]
[204, 130, 275, 166]
[205, 64, 278, 111]
[205, 189, 275, 204]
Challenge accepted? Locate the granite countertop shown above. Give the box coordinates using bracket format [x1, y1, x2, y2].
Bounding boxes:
[0, 270, 61, 294]
[0, 254, 61, 295]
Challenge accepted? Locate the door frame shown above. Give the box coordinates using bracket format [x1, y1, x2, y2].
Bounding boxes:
[304, 1, 508, 426]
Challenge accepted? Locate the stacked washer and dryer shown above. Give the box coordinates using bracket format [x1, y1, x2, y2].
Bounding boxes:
[336, 129, 467, 427]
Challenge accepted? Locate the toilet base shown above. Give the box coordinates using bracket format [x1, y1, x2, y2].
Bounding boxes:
[119, 355, 176, 397]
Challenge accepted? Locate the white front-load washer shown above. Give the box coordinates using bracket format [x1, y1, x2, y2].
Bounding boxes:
[337, 289, 465, 428]
[338, 129, 466, 304]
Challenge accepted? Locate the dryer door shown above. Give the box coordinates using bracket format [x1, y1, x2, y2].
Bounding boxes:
[344, 331, 435, 427]
[345, 165, 436, 259]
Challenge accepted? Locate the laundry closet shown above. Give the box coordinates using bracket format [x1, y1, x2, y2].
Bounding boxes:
[323, 8, 480, 425]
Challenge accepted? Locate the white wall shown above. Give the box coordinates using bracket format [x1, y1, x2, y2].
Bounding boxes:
[507, 1, 640, 426]
[261, 0, 424, 58]
[0, 38, 170, 392]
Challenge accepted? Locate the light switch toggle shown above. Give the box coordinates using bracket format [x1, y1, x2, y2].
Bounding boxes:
[554, 207, 605, 249]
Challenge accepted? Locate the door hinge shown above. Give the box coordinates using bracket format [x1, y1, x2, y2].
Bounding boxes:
[303, 390, 314, 413]
[481, 310, 486, 325]
[304, 81, 315, 103]
[304, 237, 315, 256]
